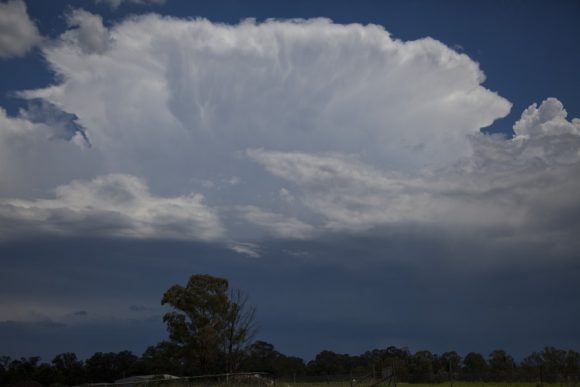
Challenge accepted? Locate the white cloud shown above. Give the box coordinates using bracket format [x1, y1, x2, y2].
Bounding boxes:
[247, 148, 487, 231]
[0, 0, 41, 58]
[3, 15, 578, 253]
[63, 9, 111, 55]
[23, 15, 510, 180]
[0, 174, 223, 241]
[514, 97, 580, 140]
[237, 205, 315, 239]
[95, 0, 166, 9]
[229, 242, 261, 258]
[248, 98, 580, 241]
[0, 106, 99, 198]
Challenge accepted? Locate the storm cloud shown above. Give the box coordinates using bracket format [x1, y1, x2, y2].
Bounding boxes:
[1, 9, 579, 361]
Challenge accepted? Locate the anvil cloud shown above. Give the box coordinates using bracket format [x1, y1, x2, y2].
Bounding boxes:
[1, 12, 579, 258]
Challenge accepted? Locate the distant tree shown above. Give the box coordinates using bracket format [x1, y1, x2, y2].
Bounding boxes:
[488, 350, 516, 381]
[33, 362, 57, 386]
[162, 274, 256, 374]
[409, 350, 435, 382]
[136, 341, 183, 375]
[521, 347, 580, 383]
[307, 350, 354, 376]
[542, 346, 567, 382]
[5, 357, 41, 384]
[242, 341, 278, 374]
[0, 356, 9, 385]
[564, 350, 580, 382]
[52, 352, 85, 385]
[435, 351, 462, 382]
[361, 346, 410, 381]
[241, 341, 306, 377]
[462, 352, 488, 381]
[521, 351, 543, 382]
[85, 351, 138, 383]
[276, 355, 307, 378]
[116, 350, 139, 377]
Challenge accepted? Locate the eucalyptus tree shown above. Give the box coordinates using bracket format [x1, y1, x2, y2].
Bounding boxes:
[161, 274, 256, 374]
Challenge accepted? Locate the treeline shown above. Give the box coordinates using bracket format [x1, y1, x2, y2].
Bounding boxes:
[2, 344, 580, 385]
[3, 276, 579, 385]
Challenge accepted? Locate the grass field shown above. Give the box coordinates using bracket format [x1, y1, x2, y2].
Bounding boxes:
[157, 381, 580, 387]
[275, 383, 571, 387]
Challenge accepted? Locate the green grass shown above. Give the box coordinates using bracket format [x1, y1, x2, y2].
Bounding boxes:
[279, 383, 572, 387]
[125, 382, 575, 387]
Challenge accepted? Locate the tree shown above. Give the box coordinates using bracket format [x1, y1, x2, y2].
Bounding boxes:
[241, 341, 306, 377]
[307, 350, 353, 376]
[136, 341, 183, 375]
[435, 351, 462, 382]
[223, 288, 257, 373]
[409, 350, 435, 382]
[360, 346, 410, 381]
[4, 357, 41, 384]
[462, 352, 488, 381]
[0, 356, 9, 386]
[161, 274, 256, 374]
[541, 346, 567, 382]
[521, 351, 543, 382]
[52, 352, 85, 385]
[85, 351, 138, 383]
[488, 349, 516, 381]
[564, 350, 580, 382]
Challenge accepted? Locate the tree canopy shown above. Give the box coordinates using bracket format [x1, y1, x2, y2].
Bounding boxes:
[161, 274, 256, 374]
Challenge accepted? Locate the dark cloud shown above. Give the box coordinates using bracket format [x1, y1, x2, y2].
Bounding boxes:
[129, 305, 152, 312]
[0, 320, 67, 330]
[22, 99, 90, 146]
[0, 318, 163, 361]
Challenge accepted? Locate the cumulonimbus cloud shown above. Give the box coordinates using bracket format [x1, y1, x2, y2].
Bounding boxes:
[1, 12, 578, 252]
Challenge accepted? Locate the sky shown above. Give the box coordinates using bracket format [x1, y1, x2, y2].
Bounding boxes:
[0, 0, 579, 362]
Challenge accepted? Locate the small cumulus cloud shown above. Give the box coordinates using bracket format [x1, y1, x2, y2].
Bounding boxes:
[0, 0, 41, 58]
[226, 176, 241, 186]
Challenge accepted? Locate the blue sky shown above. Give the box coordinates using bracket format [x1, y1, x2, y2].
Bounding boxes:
[0, 0, 579, 362]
